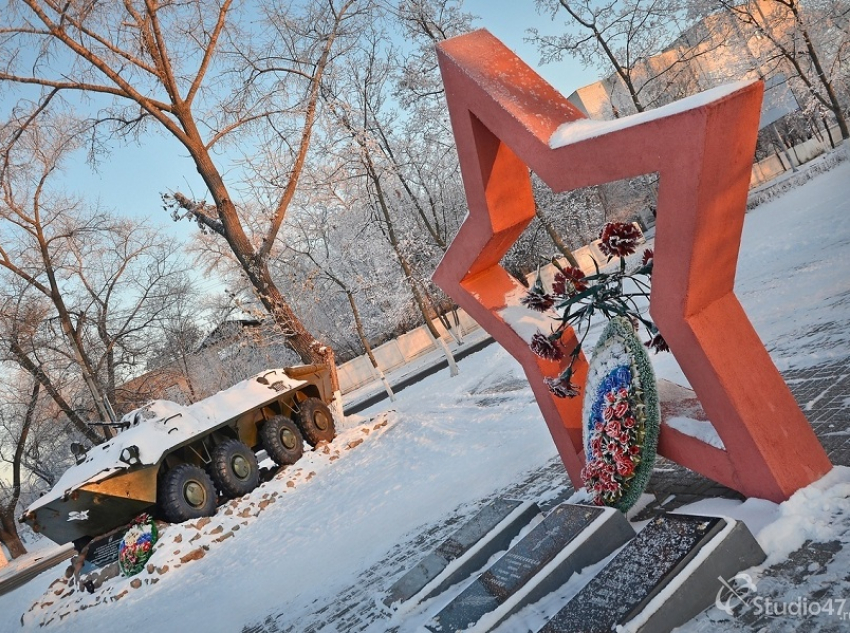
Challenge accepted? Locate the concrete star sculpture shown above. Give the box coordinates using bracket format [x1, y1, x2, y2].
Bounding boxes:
[432, 30, 831, 502]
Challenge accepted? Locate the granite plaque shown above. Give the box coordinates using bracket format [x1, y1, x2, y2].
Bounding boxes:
[385, 499, 540, 607]
[426, 504, 634, 632]
[86, 530, 125, 568]
[539, 514, 765, 633]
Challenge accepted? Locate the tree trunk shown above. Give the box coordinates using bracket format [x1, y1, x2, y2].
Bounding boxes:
[822, 116, 836, 149]
[176, 146, 341, 397]
[372, 124, 447, 250]
[346, 290, 394, 401]
[9, 342, 102, 444]
[0, 513, 27, 560]
[41, 250, 115, 426]
[436, 308, 464, 345]
[426, 291, 464, 345]
[534, 206, 580, 268]
[346, 290, 380, 373]
[740, 0, 850, 142]
[179, 352, 199, 404]
[557, 1, 645, 114]
[364, 157, 459, 377]
[0, 377, 40, 560]
[821, 116, 835, 149]
[772, 124, 798, 172]
[323, 85, 459, 376]
[260, 271, 340, 395]
[787, 1, 850, 141]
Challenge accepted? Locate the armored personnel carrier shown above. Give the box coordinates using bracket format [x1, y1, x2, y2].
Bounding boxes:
[20, 365, 336, 549]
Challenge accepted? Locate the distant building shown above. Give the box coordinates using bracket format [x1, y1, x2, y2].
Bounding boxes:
[196, 318, 299, 385]
[116, 367, 193, 411]
[197, 318, 264, 352]
[567, 1, 801, 129]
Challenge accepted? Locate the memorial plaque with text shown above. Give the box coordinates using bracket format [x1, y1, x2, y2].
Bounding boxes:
[385, 499, 539, 606]
[86, 530, 126, 568]
[539, 515, 724, 633]
[477, 505, 596, 602]
[426, 504, 633, 632]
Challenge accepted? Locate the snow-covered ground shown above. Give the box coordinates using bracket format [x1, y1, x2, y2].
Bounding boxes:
[1, 155, 848, 633]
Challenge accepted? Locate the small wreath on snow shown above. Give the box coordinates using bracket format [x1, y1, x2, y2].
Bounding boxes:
[118, 513, 159, 577]
[581, 317, 660, 511]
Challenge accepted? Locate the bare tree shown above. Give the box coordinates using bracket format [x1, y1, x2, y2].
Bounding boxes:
[0, 376, 39, 559]
[308, 1, 481, 371]
[65, 218, 190, 410]
[392, 0, 475, 108]
[0, 121, 116, 436]
[1, 120, 196, 442]
[532, 176, 607, 264]
[323, 34, 460, 375]
[144, 289, 207, 405]
[0, 285, 101, 444]
[389, 0, 472, 252]
[0, 362, 87, 559]
[0, 0, 373, 398]
[279, 203, 397, 400]
[714, 0, 849, 141]
[531, 0, 712, 114]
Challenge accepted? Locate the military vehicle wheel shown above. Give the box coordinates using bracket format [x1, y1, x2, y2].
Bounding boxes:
[159, 464, 217, 523]
[210, 439, 260, 498]
[295, 397, 336, 446]
[260, 415, 304, 466]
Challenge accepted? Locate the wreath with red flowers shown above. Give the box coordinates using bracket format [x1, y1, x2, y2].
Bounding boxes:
[581, 317, 660, 511]
[118, 513, 159, 577]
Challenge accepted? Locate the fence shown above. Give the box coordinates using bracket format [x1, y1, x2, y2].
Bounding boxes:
[335, 241, 609, 395]
[337, 310, 482, 394]
[750, 122, 843, 188]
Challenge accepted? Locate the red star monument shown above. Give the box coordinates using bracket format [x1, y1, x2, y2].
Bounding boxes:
[432, 30, 831, 502]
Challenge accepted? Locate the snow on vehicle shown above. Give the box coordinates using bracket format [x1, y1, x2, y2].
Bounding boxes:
[19, 365, 336, 549]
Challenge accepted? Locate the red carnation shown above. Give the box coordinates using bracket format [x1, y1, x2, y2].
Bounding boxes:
[552, 267, 588, 296]
[544, 374, 580, 398]
[599, 222, 642, 258]
[531, 332, 564, 361]
[616, 459, 635, 477]
[645, 333, 670, 353]
[521, 287, 555, 312]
